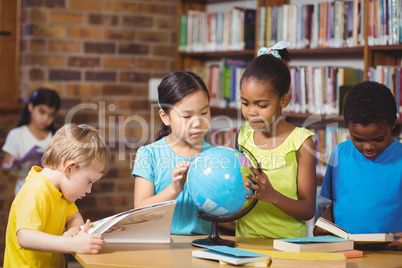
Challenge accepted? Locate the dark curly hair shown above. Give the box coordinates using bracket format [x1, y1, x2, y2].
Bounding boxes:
[343, 81, 397, 126]
[240, 53, 290, 97]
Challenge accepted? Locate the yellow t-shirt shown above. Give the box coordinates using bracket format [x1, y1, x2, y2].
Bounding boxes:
[236, 122, 314, 239]
[4, 166, 79, 268]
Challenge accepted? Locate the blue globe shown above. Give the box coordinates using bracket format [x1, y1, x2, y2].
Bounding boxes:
[186, 147, 256, 218]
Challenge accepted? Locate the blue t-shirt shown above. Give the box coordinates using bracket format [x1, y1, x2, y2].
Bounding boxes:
[132, 137, 212, 235]
[321, 139, 402, 234]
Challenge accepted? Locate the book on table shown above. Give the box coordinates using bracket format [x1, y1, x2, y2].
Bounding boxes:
[85, 200, 176, 243]
[335, 249, 363, 259]
[270, 251, 346, 268]
[273, 235, 353, 252]
[192, 244, 271, 266]
[219, 248, 271, 267]
[315, 217, 395, 244]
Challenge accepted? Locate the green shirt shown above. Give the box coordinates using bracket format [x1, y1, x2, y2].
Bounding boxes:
[236, 122, 314, 239]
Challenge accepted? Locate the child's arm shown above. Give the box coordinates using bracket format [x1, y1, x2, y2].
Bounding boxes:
[17, 220, 105, 254]
[63, 212, 85, 237]
[1, 152, 20, 173]
[134, 161, 191, 208]
[245, 138, 317, 221]
[313, 202, 334, 236]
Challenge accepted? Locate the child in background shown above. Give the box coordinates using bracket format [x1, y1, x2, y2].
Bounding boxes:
[236, 42, 317, 239]
[2, 88, 61, 195]
[313, 81, 402, 250]
[132, 71, 212, 235]
[4, 124, 112, 267]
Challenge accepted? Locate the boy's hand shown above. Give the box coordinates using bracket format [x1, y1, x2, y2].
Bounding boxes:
[62, 227, 80, 237]
[383, 232, 402, 251]
[73, 219, 106, 254]
[171, 161, 191, 194]
[244, 165, 279, 203]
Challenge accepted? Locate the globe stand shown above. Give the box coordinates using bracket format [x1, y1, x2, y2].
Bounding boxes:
[192, 198, 258, 248]
[192, 221, 235, 247]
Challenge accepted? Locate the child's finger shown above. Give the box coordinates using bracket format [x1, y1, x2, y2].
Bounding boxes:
[245, 194, 258, 200]
[81, 219, 91, 232]
[245, 173, 259, 184]
[249, 165, 263, 178]
[91, 235, 106, 244]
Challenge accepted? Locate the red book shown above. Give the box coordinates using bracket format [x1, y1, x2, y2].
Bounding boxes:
[336, 249, 363, 259]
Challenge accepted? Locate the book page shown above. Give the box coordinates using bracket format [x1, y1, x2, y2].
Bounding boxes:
[315, 217, 349, 239]
[86, 200, 176, 243]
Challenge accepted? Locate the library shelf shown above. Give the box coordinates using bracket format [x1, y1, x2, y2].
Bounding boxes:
[179, 50, 255, 60]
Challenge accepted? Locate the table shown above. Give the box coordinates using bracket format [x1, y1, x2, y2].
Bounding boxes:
[74, 235, 402, 268]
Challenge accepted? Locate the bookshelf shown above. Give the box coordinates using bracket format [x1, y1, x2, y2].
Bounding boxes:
[176, 0, 402, 151]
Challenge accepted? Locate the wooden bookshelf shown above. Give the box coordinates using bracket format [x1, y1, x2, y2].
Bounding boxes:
[289, 47, 364, 60]
[0, 0, 21, 103]
[366, 45, 402, 74]
[179, 49, 255, 60]
[176, 0, 402, 142]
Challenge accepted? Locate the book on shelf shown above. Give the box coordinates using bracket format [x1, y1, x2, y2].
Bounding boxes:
[235, 7, 256, 50]
[259, 0, 365, 49]
[315, 217, 395, 244]
[273, 235, 353, 253]
[270, 251, 346, 268]
[286, 66, 363, 116]
[180, 7, 256, 53]
[192, 244, 270, 266]
[9, 145, 44, 176]
[178, 14, 187, 52]
[85, 200, 176, 243]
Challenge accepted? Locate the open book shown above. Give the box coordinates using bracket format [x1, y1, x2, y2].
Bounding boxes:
[10, 146, 44, 176]
[315, 217, 395, 244]
[86, 200, 176, 243]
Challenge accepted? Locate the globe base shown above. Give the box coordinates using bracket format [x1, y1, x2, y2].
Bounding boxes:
[192, 222, 236, 247]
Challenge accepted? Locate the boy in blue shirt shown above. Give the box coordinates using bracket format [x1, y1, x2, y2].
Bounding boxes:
[314, 81, 402, 250]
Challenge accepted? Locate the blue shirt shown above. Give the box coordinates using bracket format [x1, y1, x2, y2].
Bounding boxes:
[321, 139, 402, 234]
[132, 137, 212, 235]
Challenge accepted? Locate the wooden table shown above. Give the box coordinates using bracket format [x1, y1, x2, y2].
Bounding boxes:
[74, 235, 402, 268]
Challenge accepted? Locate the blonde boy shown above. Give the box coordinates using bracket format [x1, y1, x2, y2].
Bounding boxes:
[4, 124, 111, 267]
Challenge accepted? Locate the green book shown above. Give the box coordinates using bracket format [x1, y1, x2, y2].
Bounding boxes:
[178, 14, 187, 52]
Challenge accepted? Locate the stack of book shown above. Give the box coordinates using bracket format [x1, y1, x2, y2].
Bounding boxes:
[273, 235, 353, 253]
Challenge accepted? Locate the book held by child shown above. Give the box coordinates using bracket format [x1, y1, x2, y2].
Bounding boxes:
[85, 200, 176, 243]
[315, 217, 395, 244]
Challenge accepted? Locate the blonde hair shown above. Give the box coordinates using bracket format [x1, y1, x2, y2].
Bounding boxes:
[42, 124, 111, 176]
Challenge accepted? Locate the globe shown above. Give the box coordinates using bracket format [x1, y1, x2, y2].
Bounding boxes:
[186, 146, 260, 247]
